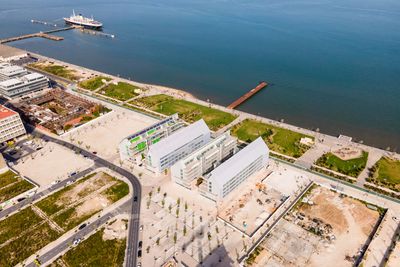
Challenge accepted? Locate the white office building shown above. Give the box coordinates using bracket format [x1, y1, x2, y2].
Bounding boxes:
[0, 63, 28, 80]
[203, 137, 269, 200]
[0, 72, 49, 99]
[171, 131, 237, 188]
[119, 114, 185, 162]
[0, 105, 26, 143]
[146, 119, 211, 174]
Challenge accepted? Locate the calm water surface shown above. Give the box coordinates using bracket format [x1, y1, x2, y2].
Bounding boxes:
[0, 0, 399, 149]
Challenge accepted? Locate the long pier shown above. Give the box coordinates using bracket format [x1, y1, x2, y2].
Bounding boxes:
[0, 26, 78, 44]
[227, 81, 268, 109]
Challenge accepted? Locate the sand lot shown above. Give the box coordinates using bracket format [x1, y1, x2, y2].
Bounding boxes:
[253, 186, 380, 267]
[64, 109, 157, 159]
[13, 143, 92, 187]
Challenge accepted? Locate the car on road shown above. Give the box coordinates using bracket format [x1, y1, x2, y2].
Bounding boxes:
[78, 223, 87, 230]
[138, 241, 142, 248]
[139, 225, 143, 231]
[36, 147, 43, 151]
[69, 171, 77, 177]
[66, 180, 73, 186]
[134, 196, 138, 202]
[92, 151, 97, 155]
[17, 197, 26, 202]
[73, 238, 81, 246]
[138, 250, 142, 258]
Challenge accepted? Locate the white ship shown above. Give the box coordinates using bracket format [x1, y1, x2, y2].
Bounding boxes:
[63, 10, 103, 29]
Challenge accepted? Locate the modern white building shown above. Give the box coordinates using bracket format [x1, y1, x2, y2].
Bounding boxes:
[0, 63, 28, 80]
[202, 137, 269, 200]
[171, 131, 237, 188]
[0, 72, 49, 99]
[146, 119, 211, 174]
[119, 114, 185, 162]
[0, 105, 26, 143]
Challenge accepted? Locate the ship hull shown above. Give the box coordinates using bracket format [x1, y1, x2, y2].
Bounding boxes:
[63, 18, 102, 29]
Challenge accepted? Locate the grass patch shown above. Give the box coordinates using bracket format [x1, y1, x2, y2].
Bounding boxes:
[103, 181, 129, 202]
[0, 207, 42, 244]
[0, 222, 60, 267]
[368, 157, 400, 191]
[231, 119, 312, 158]
[52, 206, 99, 231]
[99, 82, 140, 101]
[0, 179, 34, 203]
[132, 94, 237, 131]
[60, 228, 126, 267]
[30, 63, 79, 81]
[79, 76, 112, 90]
[35, 173, 97, 216]
[316, 151, 368, 177]
[0, 171, 20, 189]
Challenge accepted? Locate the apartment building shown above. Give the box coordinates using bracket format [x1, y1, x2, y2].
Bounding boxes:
[0, 105, 26, 143]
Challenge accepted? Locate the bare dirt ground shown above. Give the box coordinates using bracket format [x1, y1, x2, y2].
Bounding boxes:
[65, 108, 156, 159]
[14, 143, 92, 187]
[331, 146, 363, 160]
[103, 215, 128, 241]
[253, 186, 380, 267]
[387, 240, 400, 267]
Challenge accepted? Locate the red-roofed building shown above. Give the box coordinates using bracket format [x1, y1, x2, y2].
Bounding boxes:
[0, 105, 26, 143]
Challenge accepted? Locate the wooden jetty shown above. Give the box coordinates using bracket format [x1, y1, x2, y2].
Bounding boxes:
[227, 81, 268, 109]
[0, 26, 78, 44]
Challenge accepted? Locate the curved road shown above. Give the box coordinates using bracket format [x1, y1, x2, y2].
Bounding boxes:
[32, 130, 141, 267]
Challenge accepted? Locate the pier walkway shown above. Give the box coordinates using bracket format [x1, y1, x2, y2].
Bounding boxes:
[0, 26, 78, 44]
[227, 81, 268, 109]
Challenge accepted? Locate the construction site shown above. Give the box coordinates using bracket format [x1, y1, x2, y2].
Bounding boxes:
[13, 89, 110, 134]
[248, 185, 382, 267]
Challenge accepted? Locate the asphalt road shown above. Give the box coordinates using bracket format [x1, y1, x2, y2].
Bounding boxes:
[35, 131, 142, 267]
[0, 166, 96, 218]
[13, 126, 142, 267]
[25, 199, 132, 267]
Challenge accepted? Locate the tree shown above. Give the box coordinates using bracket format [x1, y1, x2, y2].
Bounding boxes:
[146, 246, 150, 253]
[173, 232, 177, 244]
[184, 202, 188, 212]
[177, 198, 181, 206]
[161, 199, 165, 208]
[156, 237, 160, 245]
[157, 186, 161, 194]
[168, 204, 172, 213]
[183, 225, 187, 236]
[176, 208, 180, 218]
[215, 225, 219, 234]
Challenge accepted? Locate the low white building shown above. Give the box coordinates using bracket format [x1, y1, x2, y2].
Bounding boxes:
[0, 72, 49, 99]
[0, 105, 26, 143]
[202, 137, 269, 200]
[146, 119, 211, 174]
[0, 45, 29, 62]
[171, 131, 237, 188]
[0, 63, 28, 80]
[119, 114, 185, 162]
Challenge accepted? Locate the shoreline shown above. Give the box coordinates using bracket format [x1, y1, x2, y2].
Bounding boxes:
[15, 48, 399, 159]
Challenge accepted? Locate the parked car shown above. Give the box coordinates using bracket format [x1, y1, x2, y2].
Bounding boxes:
[138, 241, 143, 248]
[137, 250, 142, 258]
[78, 223, 87, 230]
[73, 238, 81, 245]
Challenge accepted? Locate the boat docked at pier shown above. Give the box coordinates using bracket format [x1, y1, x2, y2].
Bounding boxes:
[63, 10, 102, 29]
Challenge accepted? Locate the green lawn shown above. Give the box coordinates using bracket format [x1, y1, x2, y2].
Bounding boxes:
[99, 82, 140, 101]
[0, 171, 19, 188]
[316, 151, 369, 177]
[368, 157, 400, 191]
[56, 228, 126, 267]
[0, 207, 60, 267]
[0, 171, 34, 203]
[79, 76, 112, 90]
[231, 119, 312, 158]
[30, 63, 79, 81]
[132, 94, 237, 131]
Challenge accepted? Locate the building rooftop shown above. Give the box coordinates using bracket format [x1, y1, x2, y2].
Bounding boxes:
[0, 65, 27, 76]
[205, 137, 269, 187]
[148, 119, 210, 159]
[0, 105, 17, 119]
[22, 72, 45, 81]
[0, 78, 23, 88]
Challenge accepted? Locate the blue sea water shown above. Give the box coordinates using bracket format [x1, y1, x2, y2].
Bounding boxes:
[0, 0, 399, 149]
